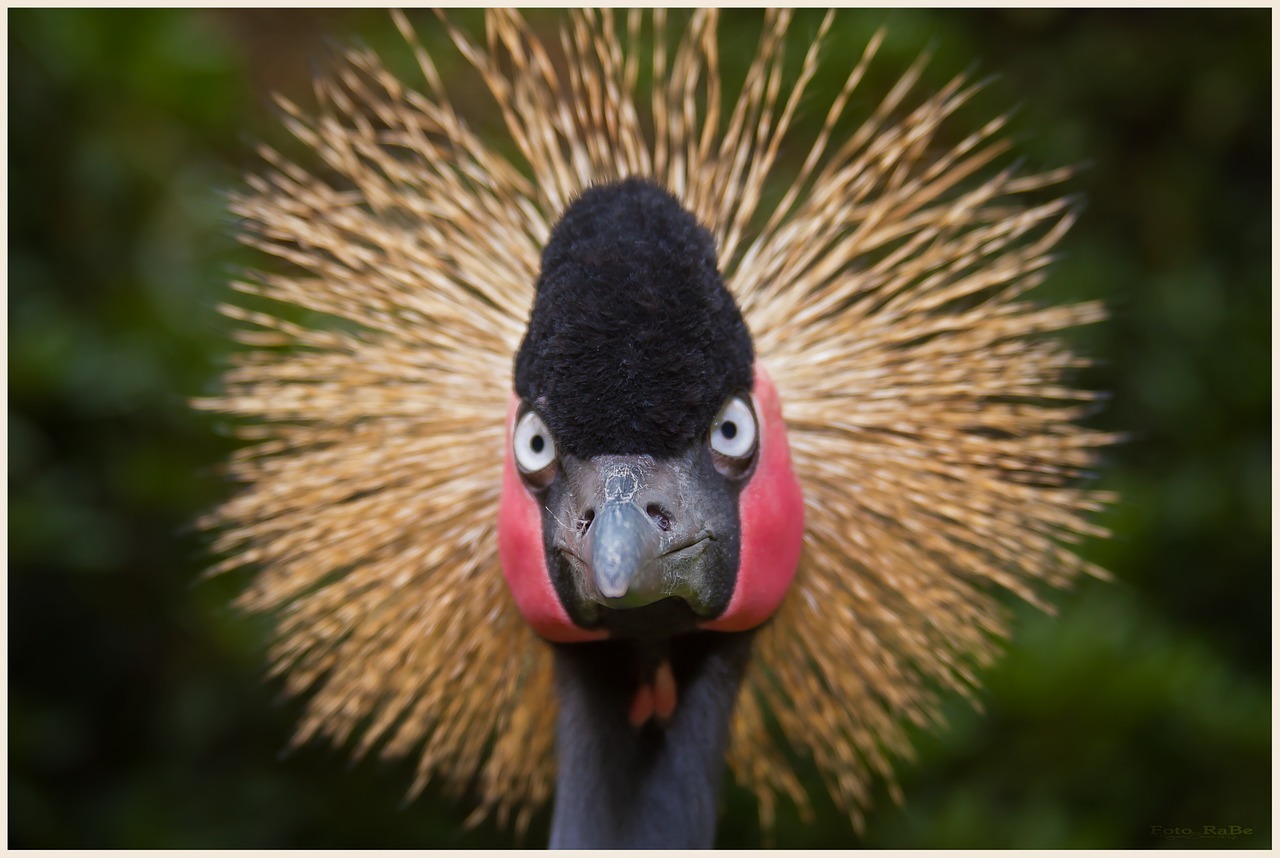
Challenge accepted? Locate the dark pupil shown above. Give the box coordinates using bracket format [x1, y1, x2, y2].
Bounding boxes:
[721, 421, 738, 440]
[530, 435, 545, 454]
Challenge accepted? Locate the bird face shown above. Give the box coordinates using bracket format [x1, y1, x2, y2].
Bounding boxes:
[497, 179, 805, 643]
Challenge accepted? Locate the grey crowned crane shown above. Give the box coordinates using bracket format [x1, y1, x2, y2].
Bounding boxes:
[200, 9, 1114, 849]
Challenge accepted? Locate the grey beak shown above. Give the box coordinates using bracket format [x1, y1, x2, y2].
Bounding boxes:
[584, 498, 665, 602]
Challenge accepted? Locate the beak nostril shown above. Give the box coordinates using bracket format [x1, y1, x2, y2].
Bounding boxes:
[577, 509, 595, 536]
[646, 503, 672, 532]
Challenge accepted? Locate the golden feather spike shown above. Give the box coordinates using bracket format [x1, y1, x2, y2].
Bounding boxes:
[198, 10, 1117, 838]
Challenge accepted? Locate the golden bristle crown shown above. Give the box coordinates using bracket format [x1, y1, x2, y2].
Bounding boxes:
[197, 9, 1117, 836]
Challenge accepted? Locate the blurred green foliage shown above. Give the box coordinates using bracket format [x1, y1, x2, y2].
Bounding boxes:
[9, 8, 1269, 849]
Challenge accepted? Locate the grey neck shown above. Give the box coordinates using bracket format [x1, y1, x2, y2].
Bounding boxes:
[547, 632, 754, 849]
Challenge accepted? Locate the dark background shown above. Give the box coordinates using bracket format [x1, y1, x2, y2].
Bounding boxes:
[9, 8, 1270, 849]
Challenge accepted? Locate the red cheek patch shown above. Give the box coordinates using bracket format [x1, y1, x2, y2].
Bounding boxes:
[701, 364, 805, 632]
[497, 395, 605, 643]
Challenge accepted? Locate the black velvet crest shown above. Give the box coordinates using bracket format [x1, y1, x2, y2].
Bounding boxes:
[514, 178, 754, 458]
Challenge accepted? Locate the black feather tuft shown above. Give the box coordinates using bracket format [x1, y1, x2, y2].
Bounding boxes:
[515, 178, 754, 458]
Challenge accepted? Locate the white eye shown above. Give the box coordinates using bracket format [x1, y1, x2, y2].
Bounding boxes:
[709, 395, 757, 461]
[514, 410, 557, 474]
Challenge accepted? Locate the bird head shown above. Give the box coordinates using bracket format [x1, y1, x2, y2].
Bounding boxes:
[498, 179, 805, 643]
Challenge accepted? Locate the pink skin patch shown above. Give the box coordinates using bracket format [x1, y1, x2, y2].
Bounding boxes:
[700, 364, 806, 632]
[497, 395, 605, 643]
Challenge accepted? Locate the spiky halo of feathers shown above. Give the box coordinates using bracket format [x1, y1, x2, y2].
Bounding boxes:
[197, 8, 1116, 836]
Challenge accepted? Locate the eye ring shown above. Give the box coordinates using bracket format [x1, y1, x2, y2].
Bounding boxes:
[514, 409, 558, 484]
[709, 395, 758, 477]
